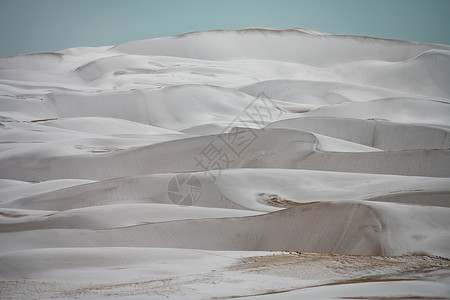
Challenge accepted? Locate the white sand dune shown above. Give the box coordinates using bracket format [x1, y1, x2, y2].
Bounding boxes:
[1, 201, 449, 258]
[0, 179, 94, 204]
[239, 79, 427, 104]
[2, 128, 449, 181]
[41, 117, 184, 136]
[0, 28, 449, 299]
[2, 248, 448, 300]
[267, 117, 450, 150]
[48, 85, 274, 131]
[299, 97, 450, 127]
[113, 28, 450, 66]
[333, 49, 450, 98]
[4, 169, 449, 212]
[0, 203, 262, 231]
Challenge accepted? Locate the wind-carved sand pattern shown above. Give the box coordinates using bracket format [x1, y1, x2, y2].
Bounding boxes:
[0, 28, 449, 299]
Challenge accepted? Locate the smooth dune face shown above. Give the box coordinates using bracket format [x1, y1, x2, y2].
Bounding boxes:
[0, 28, 449, 299]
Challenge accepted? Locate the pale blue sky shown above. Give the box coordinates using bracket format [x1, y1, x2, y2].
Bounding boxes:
[0, 0, 449, 57]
